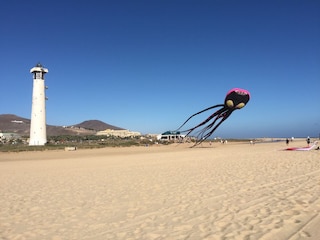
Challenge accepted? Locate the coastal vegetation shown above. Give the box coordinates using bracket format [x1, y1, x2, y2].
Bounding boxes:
[0, 135, 156, 152]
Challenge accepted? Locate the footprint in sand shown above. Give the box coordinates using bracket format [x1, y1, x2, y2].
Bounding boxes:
[300, 230, 311, 237]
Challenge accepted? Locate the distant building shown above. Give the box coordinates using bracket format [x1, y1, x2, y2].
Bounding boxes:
[0, 132, 21, 141]
[11, 120, 24, 124]
[96, 129, 141, 138]
[157, 131, 185, 142]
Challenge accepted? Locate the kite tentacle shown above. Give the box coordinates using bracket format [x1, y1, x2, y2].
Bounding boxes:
[179, 106, 226, 135]
[194, 110, 233, 146]
[176, 104, 225, 131]
[187, 108, 227, 137]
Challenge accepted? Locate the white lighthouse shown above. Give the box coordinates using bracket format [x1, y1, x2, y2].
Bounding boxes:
[29, 63, 48, 146]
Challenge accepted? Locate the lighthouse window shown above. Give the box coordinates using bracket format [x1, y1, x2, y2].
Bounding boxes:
[35, 72, 42, 79]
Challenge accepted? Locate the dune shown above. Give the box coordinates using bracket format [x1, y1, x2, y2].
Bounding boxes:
[0, 140, 319, 239]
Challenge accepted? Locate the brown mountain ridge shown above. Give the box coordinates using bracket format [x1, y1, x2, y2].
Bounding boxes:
[0, 114, 124, 136]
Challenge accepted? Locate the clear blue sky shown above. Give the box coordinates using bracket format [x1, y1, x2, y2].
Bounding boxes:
[1, 0, 319, 138]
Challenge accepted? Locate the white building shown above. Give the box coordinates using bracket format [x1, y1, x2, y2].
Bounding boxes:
[157, 131, 185, 142]
[0, 132, 21, 141]
[96, 129, 141, 138]
[29, 63, 48, 146]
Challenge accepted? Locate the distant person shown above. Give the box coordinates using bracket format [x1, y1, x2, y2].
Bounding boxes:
[286, 138, 289, 146]
[307, 137, 310, 146]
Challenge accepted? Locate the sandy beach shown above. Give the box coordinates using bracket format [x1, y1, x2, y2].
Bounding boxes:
[1, 140, 319, 240]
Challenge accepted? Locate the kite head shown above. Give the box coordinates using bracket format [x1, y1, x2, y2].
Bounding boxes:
[225, 88, 250, 110]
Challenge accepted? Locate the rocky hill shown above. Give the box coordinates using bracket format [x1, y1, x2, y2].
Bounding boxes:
[0, 114, 124, 136]
[74, 120, 123, 131]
